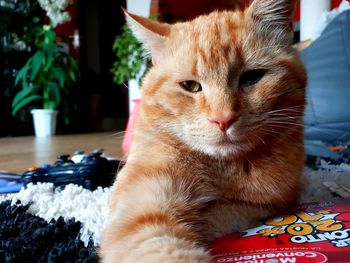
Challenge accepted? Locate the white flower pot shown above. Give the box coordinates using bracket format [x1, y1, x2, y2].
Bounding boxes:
[128, 79, 142, 113]
[31, 109, 58, 137]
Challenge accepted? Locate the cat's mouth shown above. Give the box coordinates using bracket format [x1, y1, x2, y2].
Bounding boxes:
[220, 134, 234, 143]
[217, 134, 242, 145]
[205, 133, 250, 157]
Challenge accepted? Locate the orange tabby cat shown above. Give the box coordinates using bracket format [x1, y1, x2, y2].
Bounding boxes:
[100, 0, 306, 262]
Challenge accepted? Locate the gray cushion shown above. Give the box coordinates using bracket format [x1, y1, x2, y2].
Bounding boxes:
[301, 9, 350, 141]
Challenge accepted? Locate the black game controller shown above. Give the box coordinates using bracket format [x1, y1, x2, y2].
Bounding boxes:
[22, 150, 122, 190]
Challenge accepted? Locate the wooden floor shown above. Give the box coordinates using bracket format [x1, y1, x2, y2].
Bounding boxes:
[0, 132, 124, 174]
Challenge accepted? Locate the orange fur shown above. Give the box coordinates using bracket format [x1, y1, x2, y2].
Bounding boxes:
[100, 0, 306, 262]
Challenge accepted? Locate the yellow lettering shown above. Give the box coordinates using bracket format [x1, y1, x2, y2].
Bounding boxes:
[311, 219, 343, 232]
[266, 215, 297, 226]
[258, 227, 285, 236]
[317, 210, 332, 215]
[297, 211, 321, 222]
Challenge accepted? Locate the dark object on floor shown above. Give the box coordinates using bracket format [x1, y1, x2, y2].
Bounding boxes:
[0, 172, 22, 194]
[22, 150, 122, 191]
[0, 201, 98, 263]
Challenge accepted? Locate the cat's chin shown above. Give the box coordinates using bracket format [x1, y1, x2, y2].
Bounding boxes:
[207, 146, 242, 158]
[180, 132, 252, 158]
[191, 140, 250, 158]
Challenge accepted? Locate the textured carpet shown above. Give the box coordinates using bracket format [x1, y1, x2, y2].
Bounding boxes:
[0, 201, 98, 263]
[0, 162, 349, 262]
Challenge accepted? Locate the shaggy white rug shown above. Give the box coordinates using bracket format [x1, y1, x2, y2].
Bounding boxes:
[1, 164, 350, 247]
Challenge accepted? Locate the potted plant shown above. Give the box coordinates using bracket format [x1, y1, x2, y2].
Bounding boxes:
[12, 0, 78, 137]
[111, 23, 149, 113]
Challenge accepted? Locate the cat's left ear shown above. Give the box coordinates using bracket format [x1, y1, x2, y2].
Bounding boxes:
[247, 0, 297, 39]
[123, 9, 171, 63]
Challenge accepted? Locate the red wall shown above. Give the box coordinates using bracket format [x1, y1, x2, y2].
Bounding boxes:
[54, 4, 78, 38]
[158, 0, 250, 21]
[53, 4, 79, 61]
[158, 0, 346, 22]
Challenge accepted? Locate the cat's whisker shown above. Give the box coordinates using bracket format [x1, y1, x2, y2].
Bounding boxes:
[107, 132, 129, 142]
[122, 82, 130, 90]
[265, 122, 306, 129]
[251, 133, 267, 146]
[269, 118, 303, 122]
[259, 128, 304, 147]
[266, 111, 304, 117]
[268, 115, 304, 120]
[267, 111, 304, 116]
[246, 132, 273, 153]
[266, 105, 304, 114]
[115, 152, 128, 174]
[110, 131, 126, 137]
[266, 120, 305, 126]
[269, 109, 303, 113]
[267, 118, 305, 124]
[260, 127, 295, 137]
[267, 115, 304, 120]
[109, 135, 128, 141]
[260, 128, 284, 136]
[268, 112, 304, 116]
[267, 112, 304, 117]
[264, 108, 305, 120]
[268, 109, 304, 113]
[268, 117, 304, 122]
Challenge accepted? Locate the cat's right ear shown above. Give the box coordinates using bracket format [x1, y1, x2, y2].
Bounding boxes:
[123, 9, 170, 64]
[247, 0, 297, 40]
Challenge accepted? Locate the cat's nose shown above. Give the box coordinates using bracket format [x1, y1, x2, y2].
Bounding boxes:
[208, 113, 240, 131]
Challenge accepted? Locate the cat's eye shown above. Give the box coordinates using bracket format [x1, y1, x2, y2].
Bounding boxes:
[239, 69, 266, 88]
[179, 81, 202, 93]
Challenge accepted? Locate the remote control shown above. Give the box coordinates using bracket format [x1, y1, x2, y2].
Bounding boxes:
[22, 150, 123, 190]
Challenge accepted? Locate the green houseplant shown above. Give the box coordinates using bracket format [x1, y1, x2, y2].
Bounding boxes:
[111, 21, 156, 114]
[12, 0, 78, 137]
[12, 25, 78, 115]
[111, 23, 147, 85]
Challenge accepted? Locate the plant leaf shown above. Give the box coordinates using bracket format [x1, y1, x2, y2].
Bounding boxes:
[43, 54, 53, 71]
[50, 82, 61, 106]
[44, 29, 55, 46]
[12, 84, 36, 107]
[54, 68, 65, 88]
[43, 101, 56, 110]
[15, 59, 31, 86]
[31, 51, 44, 81]
[68, 70, 76, 82]
[22, 75, 29, 90]
[15, 67, 27, 87]
[12, 95, 42, 116]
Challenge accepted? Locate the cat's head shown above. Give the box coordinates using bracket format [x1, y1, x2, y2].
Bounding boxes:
[126, 0, 306, 158]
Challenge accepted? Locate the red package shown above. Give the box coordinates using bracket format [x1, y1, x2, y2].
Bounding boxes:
[210, 199, 350, 263]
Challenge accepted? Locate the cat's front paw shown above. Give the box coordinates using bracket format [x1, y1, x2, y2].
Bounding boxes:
[101, 236, 212, 263]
